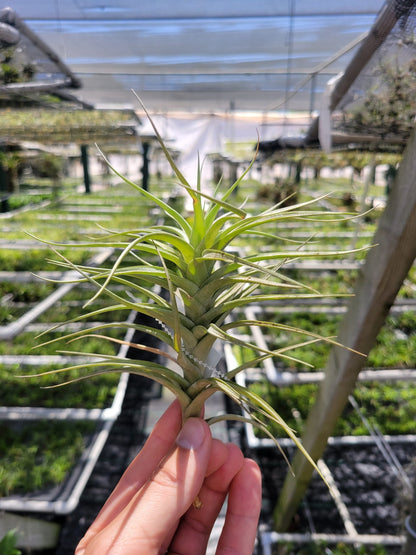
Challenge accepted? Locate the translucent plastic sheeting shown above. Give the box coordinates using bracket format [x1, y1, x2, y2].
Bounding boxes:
[8, 0, 385, 113]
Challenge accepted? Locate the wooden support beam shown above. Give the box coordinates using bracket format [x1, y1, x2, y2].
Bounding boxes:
[305, 0, 416, 145]
[273, 125, 416, 531]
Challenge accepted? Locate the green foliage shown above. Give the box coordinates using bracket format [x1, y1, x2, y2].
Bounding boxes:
[6, 193, 52, 211]
[256, 180, 299, 207]
[30, 153, 63, 179]
[0, 363, 119, 409]
[1, 327, 123, 356]
[0, 306, 13, 326]
[0, 152, 22, 172]
[0, 108, 138, 144]
[265, 312, 341, 370]
[0, 248, 88, 272]
[368, 312, 416, 368]
[395, 310, 416, 333]
[342, 58, 416, 139]
[0, 420, 95, 496]
[0, 281, 54, 304]
[249, 379, 416, 438]
[344, 381, 416, 435]
[0, 46, 35, 87]
[0, 530, 21, 555]
[248, 381, 318, 438]
[0, 63, 20, 84]
[241, 310, 416, 372]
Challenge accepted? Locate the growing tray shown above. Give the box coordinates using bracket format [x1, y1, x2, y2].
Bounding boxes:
[0, 311, 136, 515]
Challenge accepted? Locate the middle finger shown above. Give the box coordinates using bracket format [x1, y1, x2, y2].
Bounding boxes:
[167, 443, 244, 555]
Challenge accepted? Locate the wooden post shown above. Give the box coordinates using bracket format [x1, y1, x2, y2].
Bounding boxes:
[274, 126, 416, 531]
[305, 1, 416, 145]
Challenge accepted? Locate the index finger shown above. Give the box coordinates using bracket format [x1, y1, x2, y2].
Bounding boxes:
[76, 399, 183, 553]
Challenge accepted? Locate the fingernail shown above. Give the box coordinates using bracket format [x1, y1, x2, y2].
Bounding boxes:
[176, 418, 205, 450]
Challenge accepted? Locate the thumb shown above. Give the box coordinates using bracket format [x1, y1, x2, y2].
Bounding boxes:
[86, 417, 212, 554]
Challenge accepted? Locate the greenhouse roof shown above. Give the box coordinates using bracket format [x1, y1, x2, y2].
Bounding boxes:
[6, 0, 389, 115]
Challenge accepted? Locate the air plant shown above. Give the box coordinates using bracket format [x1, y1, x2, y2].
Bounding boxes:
[29, 106, 366, 472]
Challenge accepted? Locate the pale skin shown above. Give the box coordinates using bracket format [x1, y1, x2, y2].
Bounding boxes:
[75, 400, 262, 555]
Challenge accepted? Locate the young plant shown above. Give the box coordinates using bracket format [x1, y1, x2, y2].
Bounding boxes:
[29, 108, 365, 471]
[0, 529, 21, 555]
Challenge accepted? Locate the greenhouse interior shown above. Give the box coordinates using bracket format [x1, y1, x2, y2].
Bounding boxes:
[1, 1, 416, 553]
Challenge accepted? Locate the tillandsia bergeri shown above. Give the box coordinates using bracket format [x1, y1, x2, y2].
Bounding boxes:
[28, 103, 367, 474]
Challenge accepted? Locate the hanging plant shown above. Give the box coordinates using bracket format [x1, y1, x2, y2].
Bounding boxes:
[27, 102, 367, 475]
[0, 46, 36, 85]
[341, 58, 416, 140]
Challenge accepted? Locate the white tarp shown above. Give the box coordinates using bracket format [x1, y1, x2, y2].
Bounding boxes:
[9, 0, 385, 113]
[139, 111, 309, 185]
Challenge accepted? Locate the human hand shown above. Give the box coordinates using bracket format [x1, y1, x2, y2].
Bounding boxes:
[75, 399, 262, 555]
